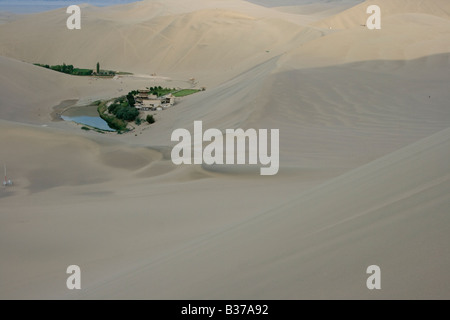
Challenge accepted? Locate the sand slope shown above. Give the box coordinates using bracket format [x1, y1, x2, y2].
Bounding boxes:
[315, 0, 450, 29]
[77, 126, 450, 299]
[0, 56, 83, 122]
[282, 0, 450, 67]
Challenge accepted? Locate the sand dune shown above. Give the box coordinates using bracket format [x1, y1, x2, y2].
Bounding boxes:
[0, 120, 161, 194]
[0, 0, 311, 85]
[315, 0, 450, 29]
[274, 2, 361, 19]
[283, 1, 450, 67]
[0, 56, 84, 123]
[77, 126, 450, 299]
[127, 53, 450, 173]
[0, 0, 449, 299]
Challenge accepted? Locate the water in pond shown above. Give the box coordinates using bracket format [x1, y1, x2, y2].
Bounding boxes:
[62, 105, 115, 132]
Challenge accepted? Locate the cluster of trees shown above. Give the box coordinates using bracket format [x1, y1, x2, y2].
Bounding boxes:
[126, 93, 136, 107]
[135, 115, 155, 125]
[34, 63, 93, 76]
[50, 63, 74, 74]
[101, 90, 157, 128]
[94, 62, 115, 76]
[108, 95, 139, 121]
[35, 62, 117, 76]
[148, 86, 176, 97]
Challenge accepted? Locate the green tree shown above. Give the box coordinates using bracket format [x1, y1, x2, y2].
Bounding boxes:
[146, 115, 155, 124]
[96, 62, 100, 74]
[108, 103, 119, 114]
[126, 93, 135, 107]
[122, 108, 139, 121]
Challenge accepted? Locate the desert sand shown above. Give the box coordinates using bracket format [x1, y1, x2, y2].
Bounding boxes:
[0, 0, 449, 299]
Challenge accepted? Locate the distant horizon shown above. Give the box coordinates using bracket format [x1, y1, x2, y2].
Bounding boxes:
[0, 0, 141, 14]
[0, 0, 364, 14]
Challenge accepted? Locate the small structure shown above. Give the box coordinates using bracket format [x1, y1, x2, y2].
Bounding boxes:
[147, 99, 163, 108]
[3, 164, 12, 186]
[134, 90, 175, 111]
[135, 89, 151, 102]
[161, 94, 175, 106]
[135, 105, 151, 111]
[135, 90, 157, 104]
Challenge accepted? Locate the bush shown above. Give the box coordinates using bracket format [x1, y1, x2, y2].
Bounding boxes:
[135, 118, 142, 125]
[107, 97, 139, 122]
[115, 106, 138, 121]
[81, 126, 91, 131]
[115, 96, 126, 104]
[146, 115, 155, 124]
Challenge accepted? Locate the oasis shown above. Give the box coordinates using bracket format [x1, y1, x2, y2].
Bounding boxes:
[171, 121, 279, 175]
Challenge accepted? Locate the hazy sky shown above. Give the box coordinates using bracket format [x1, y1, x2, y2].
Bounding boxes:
[0, 0, 364, 14]
[0, 0, 140, 13]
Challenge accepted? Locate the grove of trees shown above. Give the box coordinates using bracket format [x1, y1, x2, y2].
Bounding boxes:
[34, 63, 93, 76]
[108, 95, 139, 122]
